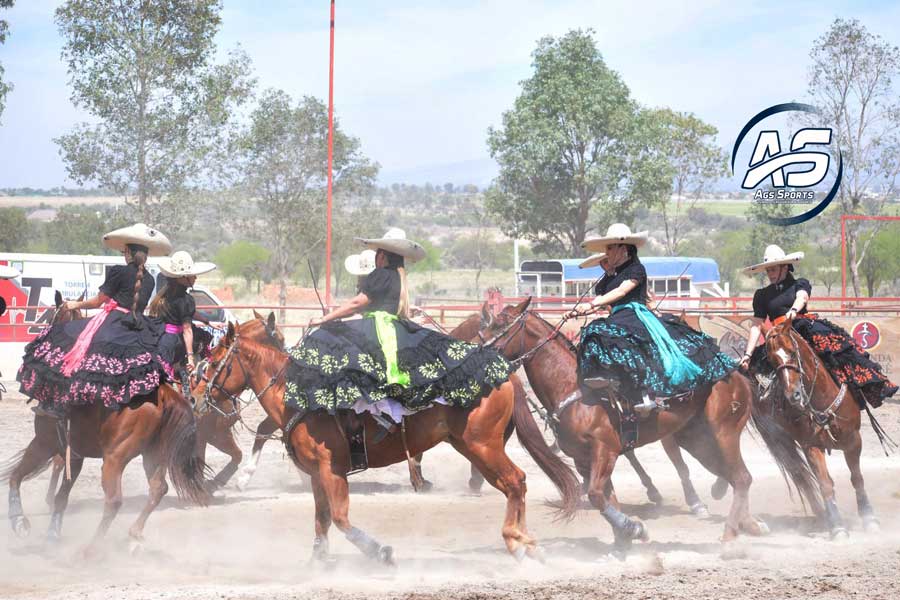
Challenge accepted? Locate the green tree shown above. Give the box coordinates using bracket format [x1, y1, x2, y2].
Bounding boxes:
[41, 206, 128, 254]
[0, 0, 14, 122]
[230, 89, 378, 312]
[214, 240, 270, 293]
[858, 230, 900, 297]
[486, 29, 668, 256]
[54, 0, 254, 232]
[746, 201, 803, 266]
[804, 18, 900, 297]
[803, 243, 841, 295]
[0, 206, 28, 251]
[649, 109, 728, 255]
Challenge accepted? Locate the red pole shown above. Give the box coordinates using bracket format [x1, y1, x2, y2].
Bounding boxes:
[840, 215, 846, 314]
[325, 0, 335, 305]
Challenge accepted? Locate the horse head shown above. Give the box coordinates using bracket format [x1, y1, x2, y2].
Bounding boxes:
[250, 309, 286, 350]
[193, 321, 249, 415]
[764, 313, 813, 411]
[50, 290, 84, 325]
[477, 297, 537, 360]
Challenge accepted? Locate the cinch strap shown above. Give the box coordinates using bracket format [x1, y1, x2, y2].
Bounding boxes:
[60, 300, 130, 377]
[366, 311, 411, 387]
[612, 302, 701, 387]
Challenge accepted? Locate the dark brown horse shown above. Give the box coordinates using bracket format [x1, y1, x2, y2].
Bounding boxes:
[193, 322, 580, 563]
[3, 298, 206, 553]
[751, 314, 881, 538]
[479, 298, 767, 551]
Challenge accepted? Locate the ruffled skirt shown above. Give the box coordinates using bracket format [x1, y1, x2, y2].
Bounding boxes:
[17, 311, 168, 408]
[283, 316, 512, 414]
[578, 308, 738, 397]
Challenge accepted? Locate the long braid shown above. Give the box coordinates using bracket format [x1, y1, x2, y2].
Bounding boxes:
[129, 245, 148, 327]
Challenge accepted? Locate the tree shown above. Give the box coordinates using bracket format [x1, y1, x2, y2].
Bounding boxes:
[40, 206, 129, 254]
[649, 109, 728, 255]
[54, 0, 254, 231]
[215, 240, 270, 293]
[486, 29, 669, 256]
[0, 0, 13, 122]
[858, 229, 900, 297]
[746, 201, 803, 266]
[804, 19, 900, 297]
[0, 206, 27, 251]
[229, 89, 378, 314]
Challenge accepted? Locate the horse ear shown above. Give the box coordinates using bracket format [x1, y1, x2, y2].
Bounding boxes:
[513, 296, 532, 314]
[225, 321, 236, 346]
[480, 302, 493, 327]
[54, 290, 63, 308]
[266, 311, 277, 333]
[252, 308, 263, 320]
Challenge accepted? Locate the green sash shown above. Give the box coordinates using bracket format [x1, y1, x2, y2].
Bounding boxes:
[366, 311, 411, 387]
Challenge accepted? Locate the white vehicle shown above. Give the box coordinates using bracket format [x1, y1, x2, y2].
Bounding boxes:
[0, 253, 233, 363]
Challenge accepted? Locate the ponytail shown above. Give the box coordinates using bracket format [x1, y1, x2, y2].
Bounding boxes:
[148, 283, 168, 317]
[397, 266, 410, 319]
[128, 244, 148, 326]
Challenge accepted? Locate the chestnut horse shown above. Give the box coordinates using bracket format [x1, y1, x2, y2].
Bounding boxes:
[751, 315, 882, 538]
[193, 322, 580, 564]
[479, 299, 767, 551]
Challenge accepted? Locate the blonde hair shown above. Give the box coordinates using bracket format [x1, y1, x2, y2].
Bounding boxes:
[147, 283, 168, 317]
[397, 266, 410, 319]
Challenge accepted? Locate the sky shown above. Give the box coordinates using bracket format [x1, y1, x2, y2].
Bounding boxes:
[0, 0, 898, 189]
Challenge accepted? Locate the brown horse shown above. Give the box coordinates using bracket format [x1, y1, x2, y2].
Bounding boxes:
[479, 298, 767, 551]
[750, 314, 881, 538]
[193, 322, 580, 563]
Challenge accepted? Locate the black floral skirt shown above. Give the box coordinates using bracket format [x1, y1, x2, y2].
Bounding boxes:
[17, 311, 168, 409]
[283, 316, 512, 414]
[749, 314, 897, 408]
[578, 307, 738, 398]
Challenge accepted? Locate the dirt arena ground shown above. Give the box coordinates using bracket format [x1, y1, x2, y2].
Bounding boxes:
[0, 388, 898, 600]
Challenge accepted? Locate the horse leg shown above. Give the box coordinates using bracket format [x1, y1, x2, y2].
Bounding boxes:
[236, 416, 278, 491]
[448, 437, 537, 562]
[660, 435, 707, 516]
[206, 427, 243, 491]
[83, 456, 127, 556]
[46, 457, 84, 544]
[467, 420, 513, 494]
[587, 444, 647, 556]
[127, 449, 169, 552]
[623, 449, 664, 505]
[804, 446, 846, 539]
[410, 453, 434, 492]
[309, 474, 333, 563]
[8, 436, 57, 538]
[45, 455, 64, 510]
[843, 431, 878, 532]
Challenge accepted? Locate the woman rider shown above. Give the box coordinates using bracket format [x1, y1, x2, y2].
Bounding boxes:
[570, 224, 737, 415]
[344, 249, 376, 295]
[148, 251, 216, 400]
[284, 228, 511, 426]
[19, 224, 172, 417]
[739, 245, 897, 407]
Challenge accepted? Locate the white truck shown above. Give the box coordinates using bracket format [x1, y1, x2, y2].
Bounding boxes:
[0, 253, 234, 381]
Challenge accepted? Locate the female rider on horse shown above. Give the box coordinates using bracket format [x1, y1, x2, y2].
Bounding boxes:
[738, 245, 897, 407]
[569, 224, 737, 415]
[284, 228, 511, 426]
[148, 251, 216, 401]
[19, 223, 172, 418]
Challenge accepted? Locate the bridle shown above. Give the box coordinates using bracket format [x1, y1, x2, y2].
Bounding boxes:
[480, 308, 570, 369]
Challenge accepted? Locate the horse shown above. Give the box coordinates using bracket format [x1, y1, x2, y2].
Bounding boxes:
[749, 314, 883, 538]
[193, 322, 580, 563]
[3, 295, 207, 553]
[478, 298, 768, 551]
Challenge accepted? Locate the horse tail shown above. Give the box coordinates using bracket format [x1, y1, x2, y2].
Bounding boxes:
[158, 385, 209, 506]
[749, 391, 823, 516]
[0, 448, 53, 483]
[510, 378, 580, 521]
[863, 403, 898, 456]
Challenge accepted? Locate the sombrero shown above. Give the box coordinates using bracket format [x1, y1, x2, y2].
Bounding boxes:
[345, 250, 377, 276]
[579, 253, 608, 269]
[0, 265, 20, 280]
[743, 245, 804, 273]
[158, 251, 216, 278]
[356, 228, 426, 263]
[581, 223, 648, 252]
[103, 223, 172, 257]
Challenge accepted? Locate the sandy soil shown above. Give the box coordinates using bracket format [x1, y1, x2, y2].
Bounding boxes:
[0, 389, 898, 600]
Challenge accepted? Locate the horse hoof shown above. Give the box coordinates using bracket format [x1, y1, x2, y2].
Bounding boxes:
[377, 545, 395, 567]
[526, 545, 546, 564]
[647, 488, 664, 505]
[512, 545, 527, 563]
[754, 520, 770, 536]
[468, 480, 484, 494]
[12, 516, 31, 539]
[128, 539, 144, 556]
[419, 479, 434, 493]
[711, 479, 729, 500]
[830, 527, 849, 541]
[235, 475, 250, 491]
[690, 502, 710, 518]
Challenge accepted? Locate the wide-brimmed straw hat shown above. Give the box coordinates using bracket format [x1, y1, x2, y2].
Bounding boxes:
[581, 223, 648, 252]
[103, 223, 172, 257]
[0, 265, 20, 280]
[743, 245, 804, 273]
[344, 250, 377, 276]
[158, 251, 216, 278]
[579, 253, 608, 269]
[356, 228, 426, 263]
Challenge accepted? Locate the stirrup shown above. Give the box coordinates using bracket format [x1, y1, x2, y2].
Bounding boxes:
[370, 413, 398, 444]
[632, 394, 657, 417]
[584, 377, 619, 391]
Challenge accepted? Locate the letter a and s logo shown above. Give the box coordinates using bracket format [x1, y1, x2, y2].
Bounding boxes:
[742, 128, 832, 189]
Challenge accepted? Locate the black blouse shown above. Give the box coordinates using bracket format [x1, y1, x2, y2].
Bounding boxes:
[157, 285, 196, 326]
[361, 267, 401, 314]
[595, 258, 648, 308]
[99, 264, 155, 312]
[752, 274, 812, 320]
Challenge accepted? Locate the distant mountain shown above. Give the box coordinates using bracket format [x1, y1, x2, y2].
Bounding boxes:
[379, 157, 498, 189]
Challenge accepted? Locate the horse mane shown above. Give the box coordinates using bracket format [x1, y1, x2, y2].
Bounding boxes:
[527, 310, 577, 354]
